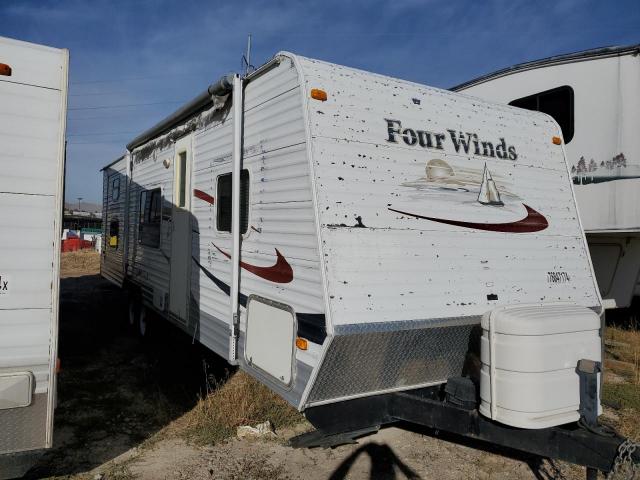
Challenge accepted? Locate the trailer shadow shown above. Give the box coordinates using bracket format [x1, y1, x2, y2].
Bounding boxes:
[26, 272, 230, 478]
[328, 441, 421, 480]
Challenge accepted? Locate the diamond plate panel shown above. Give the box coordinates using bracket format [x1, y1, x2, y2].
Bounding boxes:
[0, 393, 48, 454]
[307, 323, 477, 405]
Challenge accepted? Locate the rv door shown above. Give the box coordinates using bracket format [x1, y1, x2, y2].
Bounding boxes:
[169, 136, 192, 323]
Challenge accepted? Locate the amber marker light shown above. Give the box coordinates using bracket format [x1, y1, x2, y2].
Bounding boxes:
[0, 63, 12, 76]
[310, 88, 327, 101]
[296, 337, 308, 350]
[552, 136, 562, 145]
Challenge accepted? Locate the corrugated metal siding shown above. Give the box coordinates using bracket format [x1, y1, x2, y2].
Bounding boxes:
[128, 147, 174, 306]
[191, 59, 325, 407]
[295, 55, 600, 329]
[0, 37, 67, 453]
[101, 158, 128, 286]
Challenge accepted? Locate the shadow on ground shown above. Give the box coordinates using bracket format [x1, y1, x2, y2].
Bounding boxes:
[26, 274, 229, 478]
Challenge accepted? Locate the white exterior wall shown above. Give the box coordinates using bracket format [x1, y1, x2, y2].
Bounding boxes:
[293, 55, 600, 331]
[191, 58, 325, 405]
[0, 37, 68, 458]
[455, 52, 640, 307]
[128, 147, 174, 309]
[456, 54, 640, 233]
[101, 156, 128, 286]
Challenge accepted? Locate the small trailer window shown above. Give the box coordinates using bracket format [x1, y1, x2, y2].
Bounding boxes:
[139, 188, 162, 248]
[509, 86, 574, 143]
[109, 219, 119, 248]
[216, 170, 249, 234]
[111, 176, 120, 201]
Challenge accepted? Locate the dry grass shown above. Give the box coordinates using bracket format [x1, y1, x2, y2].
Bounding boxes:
[603, 324, 640, 441]
[177, 371, 304, 445]
[60, 250, 100, 278]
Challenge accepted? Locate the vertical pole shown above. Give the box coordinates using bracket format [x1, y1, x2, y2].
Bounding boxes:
[245, 34, 252, 77]
[229, 74, 243, 363]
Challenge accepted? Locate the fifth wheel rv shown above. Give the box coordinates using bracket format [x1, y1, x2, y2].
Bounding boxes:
[452, 44, 640, 310]
[101, 52, 638, 476]
[0, 37, 68, 478]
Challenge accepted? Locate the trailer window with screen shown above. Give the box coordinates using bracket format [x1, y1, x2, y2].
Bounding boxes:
[139, 188, 162, 247]
[216, 170, 249, 233]
[509, 86, 574, 143]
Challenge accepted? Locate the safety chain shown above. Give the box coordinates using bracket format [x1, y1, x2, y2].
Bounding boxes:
[607, 439, 640, 479]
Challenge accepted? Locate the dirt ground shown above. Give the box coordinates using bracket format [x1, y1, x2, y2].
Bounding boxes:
[27, 251, 626, 479]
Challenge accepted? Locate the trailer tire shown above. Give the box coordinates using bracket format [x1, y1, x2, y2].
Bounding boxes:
[128, 293, 141, 328]
[138, 305, 149, 338]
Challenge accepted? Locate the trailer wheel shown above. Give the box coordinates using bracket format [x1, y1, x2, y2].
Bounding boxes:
[138, 305, 149, 338]
[128, 293, 141, 328]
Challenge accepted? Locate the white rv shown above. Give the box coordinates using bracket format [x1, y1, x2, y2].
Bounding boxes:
[0, 38, 68, 478]
[452, 44, 640, 310]
[102, 52, 635, 474]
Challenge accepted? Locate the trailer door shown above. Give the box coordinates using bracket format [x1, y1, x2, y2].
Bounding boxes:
[0, 38, 68, 477]
[169, 136, 192, 323]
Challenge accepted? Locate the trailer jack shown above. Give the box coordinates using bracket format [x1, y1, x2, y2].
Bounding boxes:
[292, 387, 640, 478]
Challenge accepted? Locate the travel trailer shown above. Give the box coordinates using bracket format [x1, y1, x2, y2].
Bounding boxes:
[102, 52, 637, 476]
[0, 37, 68, 478]
[452, 44, 640, 310]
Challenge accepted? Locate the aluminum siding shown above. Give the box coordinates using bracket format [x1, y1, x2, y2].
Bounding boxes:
[101, 157, 128, 286]
[191, 59, 325, 406]
[0, 37, 68, 453]
[127, 147, 174, 307]
[294, 55, 601, 330]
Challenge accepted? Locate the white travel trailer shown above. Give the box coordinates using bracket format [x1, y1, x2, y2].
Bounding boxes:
[102, 52, 636, 475]
[452, 44, 640, 310]
[0, 38, 68, 478]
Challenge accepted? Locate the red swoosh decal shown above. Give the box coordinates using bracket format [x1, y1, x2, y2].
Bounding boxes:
[212, 243, 293, 283]
[194, 189, 215, 205]
[388, 204, 548, 233]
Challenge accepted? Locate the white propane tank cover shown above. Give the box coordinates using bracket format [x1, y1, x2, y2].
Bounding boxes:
[479, 303, 602, 429]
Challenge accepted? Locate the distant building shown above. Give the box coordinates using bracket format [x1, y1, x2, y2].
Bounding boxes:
[63, 211, 102, 231]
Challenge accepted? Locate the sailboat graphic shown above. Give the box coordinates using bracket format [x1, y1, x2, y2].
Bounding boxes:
[478, 163, 504, 206]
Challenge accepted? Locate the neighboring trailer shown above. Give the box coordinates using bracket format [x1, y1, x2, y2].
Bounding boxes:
[102, 53, 637, 476]
[0, 37, 68, 478]
[452, 44, 640, 309]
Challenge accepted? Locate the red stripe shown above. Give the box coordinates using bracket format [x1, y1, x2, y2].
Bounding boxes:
[212, 243, 293, 283]
[194, 189, 215, 205]
[388, 204, 548, 233]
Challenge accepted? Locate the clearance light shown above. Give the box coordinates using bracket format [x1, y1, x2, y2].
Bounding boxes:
[310, 88, 327, 101]
[0, 63, 11, 76]
[296, 337, 308, 350]
[552, 136, 562, 145]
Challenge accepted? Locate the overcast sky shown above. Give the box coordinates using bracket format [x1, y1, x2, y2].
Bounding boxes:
[2, 0, 638, 204]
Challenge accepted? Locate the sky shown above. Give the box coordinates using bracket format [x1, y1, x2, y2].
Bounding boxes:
[1, 0, 639, 205]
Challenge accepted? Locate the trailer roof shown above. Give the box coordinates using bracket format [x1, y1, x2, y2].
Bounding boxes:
[100, 155, 125, 171]
[451, 43, 640, 92]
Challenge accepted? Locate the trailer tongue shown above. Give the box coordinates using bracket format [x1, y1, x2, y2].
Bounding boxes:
[294, 386, 639, 478]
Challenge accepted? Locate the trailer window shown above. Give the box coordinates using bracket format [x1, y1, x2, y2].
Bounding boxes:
[109, 219, 119, 248]
[111, 176, 120, 202]
[216, 170, 249, 234]
[509, 86, 574, 143]
[139, 188, 162, 248]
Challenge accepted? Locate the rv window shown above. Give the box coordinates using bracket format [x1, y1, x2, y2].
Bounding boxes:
[177, 151, 187, 208]
[139, 188, 162, 248]
[111, 176, 120, 202]
[109, 219, 119, 248]
[509, 86, 574, 143]
[216, 170, 249, 234]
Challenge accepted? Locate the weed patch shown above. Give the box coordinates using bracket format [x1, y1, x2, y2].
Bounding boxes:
[180, 371, 304, 445]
